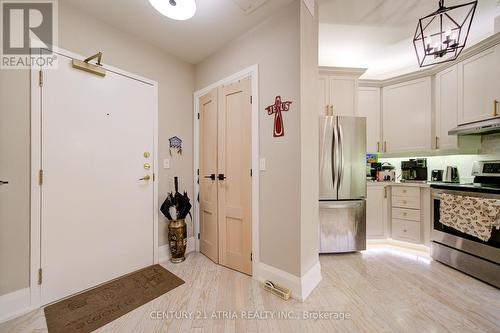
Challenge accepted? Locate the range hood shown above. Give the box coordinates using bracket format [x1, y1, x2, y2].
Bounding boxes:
[448, 117, 500, 135]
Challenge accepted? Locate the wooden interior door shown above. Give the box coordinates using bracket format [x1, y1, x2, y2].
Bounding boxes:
[199, 90, 219, 263]
[217, 78, 252, 275]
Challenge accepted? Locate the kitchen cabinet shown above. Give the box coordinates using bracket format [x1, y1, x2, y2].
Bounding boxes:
[435, 65, 459, 150]
[358, 87, 381, 153]
[458, 44, 500, 124]
[382, 77, 432, 153]
[391, 185, 422, 244]
[366, 185, 387, 239]
[318, 67, 366, 117]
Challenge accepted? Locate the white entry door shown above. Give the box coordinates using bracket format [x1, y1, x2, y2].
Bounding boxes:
[39, 52, 156, 305]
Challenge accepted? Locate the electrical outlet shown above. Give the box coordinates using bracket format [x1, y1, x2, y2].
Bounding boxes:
[163, 159, 170, 169]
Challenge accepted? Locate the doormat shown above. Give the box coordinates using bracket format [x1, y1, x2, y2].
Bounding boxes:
[44, 264, 184, 333]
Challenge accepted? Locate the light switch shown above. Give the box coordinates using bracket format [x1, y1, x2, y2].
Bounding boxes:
[259, 158, 266, 171]
[163, 159, 170, 169]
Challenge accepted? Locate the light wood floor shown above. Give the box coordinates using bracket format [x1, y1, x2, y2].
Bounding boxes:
[1, 248, 499, 333]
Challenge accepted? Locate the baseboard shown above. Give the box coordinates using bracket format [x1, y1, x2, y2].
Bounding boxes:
[299, 261, 322, 300]
[0, 287, 32, 323]
[258, 261, 322, 302]
[368, 238, 430, 254]
[158, 236, 196, 263]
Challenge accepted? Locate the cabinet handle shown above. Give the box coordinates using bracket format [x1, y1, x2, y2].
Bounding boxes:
[330, 105, 334, 115]
[494, 100, 498, 117]
[377, 141, 380, 153]
[325, 105, 329, 116]
[435, 136, 439, 149]
[384, 187, 387, 198]
[383, 141, 387, 153]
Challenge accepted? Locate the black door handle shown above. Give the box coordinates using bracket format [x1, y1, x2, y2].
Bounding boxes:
[204, 174, 215, 180]
[0, 181, 8, 185]
[218, 174, 226, 181]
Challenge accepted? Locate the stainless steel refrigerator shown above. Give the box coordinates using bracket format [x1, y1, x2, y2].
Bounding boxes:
[319, 116, 366, 253]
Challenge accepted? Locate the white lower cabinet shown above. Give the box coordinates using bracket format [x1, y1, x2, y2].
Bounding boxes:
[368, 184, 428, 245]
[366, 185, 387, 239]
[391, 186, 422, 244]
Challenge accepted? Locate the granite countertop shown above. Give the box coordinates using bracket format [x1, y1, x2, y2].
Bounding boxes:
[367, 181, 430, 188]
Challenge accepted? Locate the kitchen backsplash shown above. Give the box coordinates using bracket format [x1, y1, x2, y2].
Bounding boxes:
[380, 134, 500, 183]
[380, 154, 500, 183]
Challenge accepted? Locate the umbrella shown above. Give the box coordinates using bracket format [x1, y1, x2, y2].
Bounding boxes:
[160, 177, 192, 220]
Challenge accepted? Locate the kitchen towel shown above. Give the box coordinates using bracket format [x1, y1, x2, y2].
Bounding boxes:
[440, 193, 500, 242]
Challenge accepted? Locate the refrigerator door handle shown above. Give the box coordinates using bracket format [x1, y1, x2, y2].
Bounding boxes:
[337, 122, 344, 191]
[332, 118, 338, 192]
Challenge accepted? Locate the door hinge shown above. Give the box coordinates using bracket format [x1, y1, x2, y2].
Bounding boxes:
[197, 233, 200, 240]
[38, 268, 42, 285]
[250, 96, 253, 104]
[38, 169, 44, 185]
[250, 253, 253, 262]
[38, 70, 43, 87]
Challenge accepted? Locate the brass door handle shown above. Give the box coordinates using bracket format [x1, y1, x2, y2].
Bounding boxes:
[139, 175, 151, 181]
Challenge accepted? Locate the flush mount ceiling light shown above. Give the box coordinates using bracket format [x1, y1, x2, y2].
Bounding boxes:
[413, 0, 477, 67]
[148, 0, 196, 20]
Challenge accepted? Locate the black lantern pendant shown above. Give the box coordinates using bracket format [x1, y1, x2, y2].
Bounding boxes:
[413, 0, 477, 67]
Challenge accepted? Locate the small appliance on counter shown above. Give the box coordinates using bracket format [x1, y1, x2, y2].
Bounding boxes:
[367, 162, 381, 181]
[431, 169, 444, 181]
[401, 158, 428, 182]
[379, 162, 396, 182]
[444, 166, 460, 183]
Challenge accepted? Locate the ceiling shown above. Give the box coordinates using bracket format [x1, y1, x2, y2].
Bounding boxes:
[63, 0, 294, 64]
[318, 0, 500, 79]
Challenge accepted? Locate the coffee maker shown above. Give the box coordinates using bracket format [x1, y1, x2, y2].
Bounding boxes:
[401, 158, 428, 182]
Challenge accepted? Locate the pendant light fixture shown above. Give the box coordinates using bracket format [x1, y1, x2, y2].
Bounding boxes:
[149, 0, 197, 21]
[413, 0, 477, 67]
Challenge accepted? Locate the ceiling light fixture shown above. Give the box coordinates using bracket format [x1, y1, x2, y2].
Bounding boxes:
[148, 0, 197, 21]
[413, 0, 477, 67]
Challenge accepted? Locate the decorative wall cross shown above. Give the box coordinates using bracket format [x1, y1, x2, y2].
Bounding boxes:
[265, 96, 292, 137]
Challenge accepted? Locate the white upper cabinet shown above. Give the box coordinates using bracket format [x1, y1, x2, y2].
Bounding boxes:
[382, 77, 432, 153]
[318, 67, 366, 117]
[329, 77, 357, 116]
[458, 44, 500, 124]
[318, 75, 329, 116]
[435, 65, 459, 150]
[358, 87, 381, 153]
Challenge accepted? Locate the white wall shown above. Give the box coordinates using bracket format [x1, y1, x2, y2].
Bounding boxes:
[196, 0, 302, 276]
[0, 2, 194, 296]
[299, 1, 320, 276]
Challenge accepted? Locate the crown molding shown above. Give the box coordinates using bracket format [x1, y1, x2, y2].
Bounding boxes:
[319, 66, 367, 78]
[358, 32, 500, 88]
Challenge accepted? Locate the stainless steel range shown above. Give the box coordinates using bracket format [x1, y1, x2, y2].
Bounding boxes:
[430, 160, 500, 288]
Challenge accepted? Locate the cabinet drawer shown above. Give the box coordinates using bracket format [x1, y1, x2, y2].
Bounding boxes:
[392, 207, 420, 222]
[392, 196, 420, 209]
[392, 186, 420, 197]
[392, 219, 421, 243]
